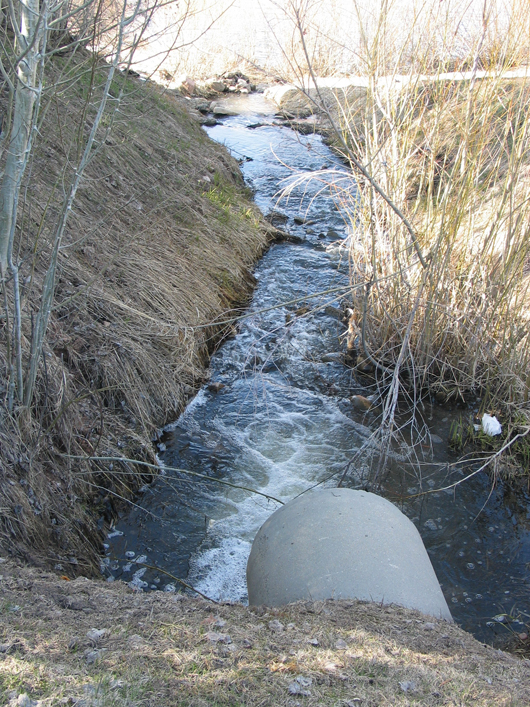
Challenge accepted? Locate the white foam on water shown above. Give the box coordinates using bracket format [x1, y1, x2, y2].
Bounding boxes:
[163, 388, 209, 432]
[186, 385, 369, 602]
[189, 537, 251, 602]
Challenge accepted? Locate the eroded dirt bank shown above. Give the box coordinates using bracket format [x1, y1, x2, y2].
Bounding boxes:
[0, 53, 269, 573]
[1, 559, 529, 706]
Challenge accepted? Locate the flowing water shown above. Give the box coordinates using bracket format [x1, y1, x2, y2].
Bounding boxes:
[105, 95, 530, 648]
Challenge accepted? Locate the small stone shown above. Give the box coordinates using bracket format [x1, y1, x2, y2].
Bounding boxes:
[206, 79, 227, 92]
[288, 676, 312, 696]
[86, 628, 106, 643]
[206, 631, 232, 644]
[15, 695, 34, 707]
[268, 619, 284, 632]
[85, 648, 105, 665]
[519, 633, 528, 641]
[399, 680, 417, 692]
[125, 551, 135, 559]
[430, 434, 443, 444]
[307, 637, 319, 646]
[423, 622, 436, 630]
[335, 638, 348, 650]
[424, 519, 438, 531]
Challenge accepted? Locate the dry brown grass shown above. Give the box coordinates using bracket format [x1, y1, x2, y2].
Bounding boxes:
[0, 50, 268, 573]
[1, 558, 530, 706]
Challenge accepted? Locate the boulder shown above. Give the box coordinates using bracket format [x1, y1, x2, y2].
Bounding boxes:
[205, 79, 227, 93]
[210, 102, 241, 117]
[247, 488, 453, 621]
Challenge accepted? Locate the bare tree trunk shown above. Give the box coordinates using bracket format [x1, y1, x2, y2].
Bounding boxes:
[0, 0, 43, 272]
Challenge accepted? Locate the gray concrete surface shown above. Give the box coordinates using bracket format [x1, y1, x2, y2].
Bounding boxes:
[247, 488, 453, 621]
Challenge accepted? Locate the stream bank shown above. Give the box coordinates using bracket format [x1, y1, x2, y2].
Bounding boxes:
[0, 56, 270, 575]
[1, 558, 530, 706]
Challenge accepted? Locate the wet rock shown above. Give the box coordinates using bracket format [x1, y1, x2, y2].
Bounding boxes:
[324, 306, 343, 320]
[351, 395, 376, 412]
[267, 227, 303, 244]
[424, 519, 438, 531]
[208, 382, 225, 393]
[321, 352, 343, 364]
[202, 117, 218, 127]
[266, 210, 288, 225]
[189, 98, 211, 113]
[210, 102, 240, 116]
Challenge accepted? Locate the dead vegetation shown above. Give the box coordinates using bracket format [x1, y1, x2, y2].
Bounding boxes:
[0, 50, 268, 573]
[1, 559, 530, 706]
[274, 0, 530, 479]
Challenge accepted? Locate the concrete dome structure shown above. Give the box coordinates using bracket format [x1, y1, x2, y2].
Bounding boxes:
[247, 488, 452, 621]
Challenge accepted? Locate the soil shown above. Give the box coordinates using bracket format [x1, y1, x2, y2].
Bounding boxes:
[1, 558, 529, 706]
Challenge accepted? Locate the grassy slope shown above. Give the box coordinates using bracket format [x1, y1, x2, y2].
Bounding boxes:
[0, 51, 268, 573]
[1, 559, 529, 706]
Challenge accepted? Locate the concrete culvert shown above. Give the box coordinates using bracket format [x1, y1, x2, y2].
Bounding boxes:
[246, 488, 453, 621]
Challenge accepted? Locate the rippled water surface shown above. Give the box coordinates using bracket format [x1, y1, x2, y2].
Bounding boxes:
[105, 95, 530, 648]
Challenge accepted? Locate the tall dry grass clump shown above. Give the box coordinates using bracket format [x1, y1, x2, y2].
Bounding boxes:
[0, 47, 267, 570]
[283, 0, 530, 469]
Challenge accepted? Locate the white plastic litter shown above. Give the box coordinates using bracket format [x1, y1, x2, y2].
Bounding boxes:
[481, 413, 502, 437]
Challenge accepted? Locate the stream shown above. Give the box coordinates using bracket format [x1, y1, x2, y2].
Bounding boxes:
[104, 94, 530, 649]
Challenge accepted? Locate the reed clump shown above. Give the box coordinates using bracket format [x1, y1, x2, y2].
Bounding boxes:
[304, 2, 530, 472]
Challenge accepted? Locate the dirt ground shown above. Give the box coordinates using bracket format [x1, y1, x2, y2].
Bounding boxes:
[1, 558, 529, 706]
